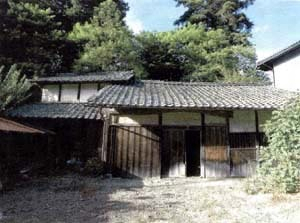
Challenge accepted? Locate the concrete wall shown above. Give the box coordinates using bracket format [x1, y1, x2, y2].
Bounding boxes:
[273, 51, 300, 92]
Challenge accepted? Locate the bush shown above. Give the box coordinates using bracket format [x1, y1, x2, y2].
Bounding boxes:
[248, 97, 300, 194]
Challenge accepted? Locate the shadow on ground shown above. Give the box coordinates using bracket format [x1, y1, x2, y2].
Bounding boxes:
[0, 174, 144, 223]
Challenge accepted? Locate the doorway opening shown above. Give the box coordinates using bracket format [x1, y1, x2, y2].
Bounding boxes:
[185, 130, 201, 177]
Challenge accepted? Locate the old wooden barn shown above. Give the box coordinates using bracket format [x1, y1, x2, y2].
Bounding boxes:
[88, 80, 295, 178]
[5, 73, 296, 178]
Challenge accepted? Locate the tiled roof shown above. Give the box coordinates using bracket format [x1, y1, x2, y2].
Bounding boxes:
[257, 40, 300, 69]
[0, 117, 45, 134]
[7, 103, 101, 120]
[88, 80, 297, 110]
[34, 71, 134, 84]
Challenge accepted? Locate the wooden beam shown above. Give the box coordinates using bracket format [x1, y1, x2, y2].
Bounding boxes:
[77, 83, 81, 101]
[200, 113, 206, 178]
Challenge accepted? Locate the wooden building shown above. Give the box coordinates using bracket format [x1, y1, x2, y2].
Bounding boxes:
[6, 71, 134, 165]
[88, 80, 296, 178]
[5, 73, 297, 178]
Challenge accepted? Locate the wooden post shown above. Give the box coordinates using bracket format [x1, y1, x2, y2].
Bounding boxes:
[200, 113, 206, 178]
[77, 83, 81, 101]
[159, 112, 163, 178]
[226, 117, 231, 177]
[58, 84, 62, 102]
[255, 110, 260, 164]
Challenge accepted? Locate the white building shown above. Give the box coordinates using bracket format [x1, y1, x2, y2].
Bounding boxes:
[257, 41, 300, 92]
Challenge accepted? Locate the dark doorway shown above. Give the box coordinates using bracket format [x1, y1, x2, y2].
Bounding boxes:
[186, 130, 201, 176]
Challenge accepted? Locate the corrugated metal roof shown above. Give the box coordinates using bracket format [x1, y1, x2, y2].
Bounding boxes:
[0, 117, 45, 134]
[34, 71, 135, 84]
[257, 40, 300, 69]
[7, 103, 101, 120]
[88, 80, 297, 110]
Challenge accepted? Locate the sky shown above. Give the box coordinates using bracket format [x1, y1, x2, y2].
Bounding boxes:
[125, 0, 300, 61]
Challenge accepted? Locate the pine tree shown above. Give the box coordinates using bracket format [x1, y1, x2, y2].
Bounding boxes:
[0, 0, 128, 77]
[175, 0, 255, 34]
[0, 65, 32, 112]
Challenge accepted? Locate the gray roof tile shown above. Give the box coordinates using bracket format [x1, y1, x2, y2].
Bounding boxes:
[88, 80, 297, 110]
[34, 71, 134, 84]
[7, 103, 101, 120]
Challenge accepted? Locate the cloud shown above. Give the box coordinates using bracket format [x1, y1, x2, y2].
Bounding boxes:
[125, 14, 144, 34]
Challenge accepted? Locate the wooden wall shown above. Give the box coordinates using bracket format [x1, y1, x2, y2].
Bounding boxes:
[14, 118, 103, 166]
[107, 124, 264, 178]
[109, 125, 160, 178]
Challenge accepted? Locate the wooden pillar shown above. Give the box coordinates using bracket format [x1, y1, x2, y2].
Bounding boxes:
[255, 110, 260, 163]
[200, 113, 206, 178]
[58, 84, 62, 102]
[159, 112, 163, 178]
[226, 117, 231, 176]
[77, 83, 81, 101]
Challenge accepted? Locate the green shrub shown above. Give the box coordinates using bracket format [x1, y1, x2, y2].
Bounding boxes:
[250, 97, 300, 194]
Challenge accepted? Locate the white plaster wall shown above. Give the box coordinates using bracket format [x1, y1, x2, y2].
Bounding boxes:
[205, 115, 226, 125]
[42, 85, 59, 102]
[274, 54, 300, 92]
[230, 111, 255, 133]
[118, 115, 158, 125]
[61, 84, 79, 102]
[163, 112, 201, 126]
[80, 83, 98, 102]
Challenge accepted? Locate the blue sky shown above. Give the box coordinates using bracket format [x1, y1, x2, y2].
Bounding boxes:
[125, 0, 300, 61]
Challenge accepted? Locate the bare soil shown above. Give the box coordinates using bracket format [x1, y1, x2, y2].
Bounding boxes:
[0, 175, 300, 223]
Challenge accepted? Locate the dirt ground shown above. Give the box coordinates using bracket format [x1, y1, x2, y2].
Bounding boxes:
[0, 175, 300, 223]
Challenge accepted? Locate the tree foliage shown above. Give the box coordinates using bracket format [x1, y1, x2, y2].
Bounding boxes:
[246, 98, 300, 194]
[175, 0, 255, 34]
[138, 24, 266, 82]
[68, 0, 140, 73]
[0, 0, 128, 77]
[0, 65, 32, 113]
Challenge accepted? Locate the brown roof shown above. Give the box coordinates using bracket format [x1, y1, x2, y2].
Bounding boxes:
[88, 80, 297, 110]
[0, 117, 45, 134]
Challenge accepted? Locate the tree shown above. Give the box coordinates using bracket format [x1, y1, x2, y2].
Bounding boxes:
[0, 0, 128, 77]
[68, 0, 140, 73]
[0, 65, 32, 113]
[138, 24, 266, 82]
[175, 0, 255, 34]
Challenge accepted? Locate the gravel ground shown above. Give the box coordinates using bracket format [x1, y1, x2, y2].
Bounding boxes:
[0, 175, 300, 223]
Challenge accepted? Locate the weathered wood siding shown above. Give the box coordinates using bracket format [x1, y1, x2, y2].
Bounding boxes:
[109, 125, 160, 178]
[161, 129, 185, 178]
[204, 126, 230, 177]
